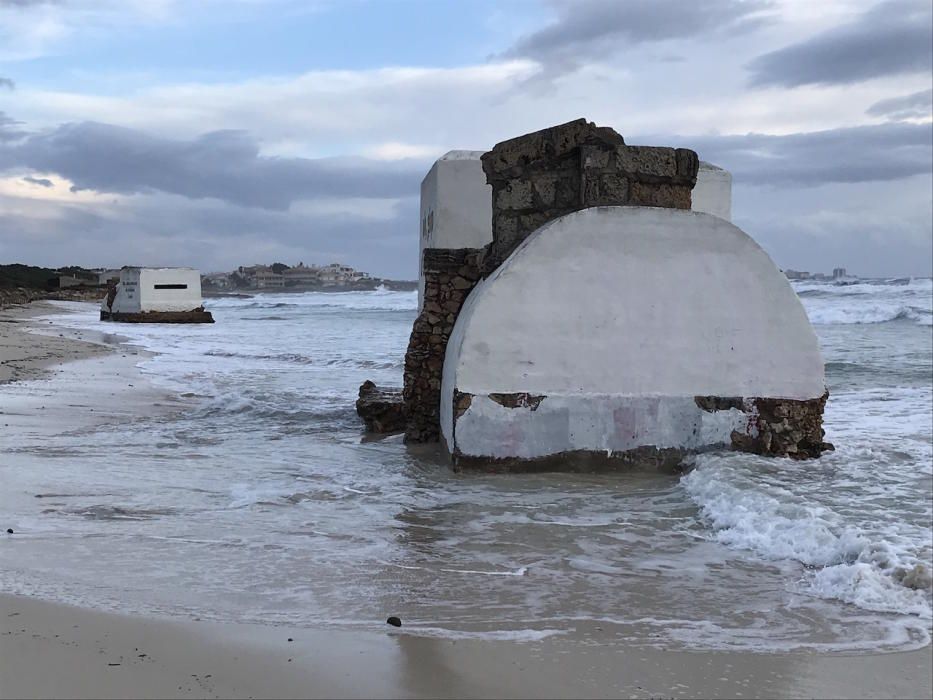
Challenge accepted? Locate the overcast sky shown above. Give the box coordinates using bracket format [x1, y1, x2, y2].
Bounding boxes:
[0, 0, 931, 278]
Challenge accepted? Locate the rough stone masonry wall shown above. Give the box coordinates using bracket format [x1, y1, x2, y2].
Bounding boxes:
[724, 392, 832, 459]
[403, 248, 482, 442]
[480, 118, 699, 271]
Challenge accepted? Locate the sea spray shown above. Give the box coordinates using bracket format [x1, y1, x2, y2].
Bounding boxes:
[682, 457, 933, 619]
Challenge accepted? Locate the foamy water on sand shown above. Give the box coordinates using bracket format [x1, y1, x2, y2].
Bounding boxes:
[1, 279, 930, 652]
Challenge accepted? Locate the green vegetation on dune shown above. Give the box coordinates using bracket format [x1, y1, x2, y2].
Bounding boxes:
[0, 264, 99, 289]
[0, 264, 58, 289]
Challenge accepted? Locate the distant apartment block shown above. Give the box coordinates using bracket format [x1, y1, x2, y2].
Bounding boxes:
[236, 262, 371, 288]
[254, 270, 286, 288]
[785, 268, 851, 281]
[282, 262, 319, 285]
[202, 272, 233, 289]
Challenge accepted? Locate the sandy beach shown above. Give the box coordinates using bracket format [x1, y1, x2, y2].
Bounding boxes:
[1, 301, 931, 699]
[0, 302, 110, 385]
[3, 591, 931, 700]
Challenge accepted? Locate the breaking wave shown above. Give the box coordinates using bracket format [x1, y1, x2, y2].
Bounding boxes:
[205, 349, 315, 364]
[794, 278, 932, 326]
[806, 305, 931, 326]
[206, 289, 417, 313]
[682, 458, 933, 620]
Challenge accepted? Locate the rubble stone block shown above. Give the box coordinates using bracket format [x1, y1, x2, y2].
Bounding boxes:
[532, 175, 558, 207]
[496, 179, 535, 211]
[356, 380, 406, 434]
[580, 145, 611, 170]
[481, 118, 624, 177]
[676, 148, 700, 184]
[599, 174, 630, 201]
[555, 174, 581, 208]
[629, 182, 692, 209]
[481, 119, 699, 272]
[615, 145, 678, 180]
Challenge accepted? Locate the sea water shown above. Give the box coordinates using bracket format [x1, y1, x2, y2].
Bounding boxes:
[1, 279, 930, 652]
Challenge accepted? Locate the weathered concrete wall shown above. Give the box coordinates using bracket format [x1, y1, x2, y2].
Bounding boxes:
[405, 151, 491, 441]
[480, 118, 699, 272]
[418, 151, 492, 311]
[693, 162, 732, 221]
[103, 268, 204, 315]
[441, 206, 827, 464]
[138, 268, 203, 312]
[108, 267, 142, 314]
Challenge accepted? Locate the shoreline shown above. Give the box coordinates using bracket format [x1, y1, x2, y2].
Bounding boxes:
[0, 301, 112, 384]
[1, 302, 932, 699]
[0, 301, 186, 434]
[2, 592, 931, 700]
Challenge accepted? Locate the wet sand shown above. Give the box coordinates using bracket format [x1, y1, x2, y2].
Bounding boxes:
[0, 302, 111, 384]
[1, 302, 931, 699]
[0, 301, 185, 437]
[2, 592, 930, 700]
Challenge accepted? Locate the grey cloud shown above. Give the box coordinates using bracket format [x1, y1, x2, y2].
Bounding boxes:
[0, 112, 26, 142]
[1, 116, 930, 279]
[0, 120, 424, 209]
[661, 122, 932, 187]
[867, 89, 933, 121]
[22, 175, 52, 187]
[747, 0, 933, 87]
[504, 0, 774, 72]
[0, 77, 13, 89]
[732, 176, 932, 278]
[0, 192, 420, 279]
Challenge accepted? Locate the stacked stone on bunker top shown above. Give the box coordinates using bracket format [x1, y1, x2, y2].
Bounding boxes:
[480, 118, 699, 271]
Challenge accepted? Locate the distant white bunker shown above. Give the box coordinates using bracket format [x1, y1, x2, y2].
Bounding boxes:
[101, 267, 213, 323]
[364, 119, 829, 468]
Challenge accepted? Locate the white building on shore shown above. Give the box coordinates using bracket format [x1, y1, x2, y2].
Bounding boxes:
[101, 267, 213, 323]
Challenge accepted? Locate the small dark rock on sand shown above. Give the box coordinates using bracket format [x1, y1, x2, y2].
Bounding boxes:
[386, 616, 402, 627]
[6, 528, 12, 534]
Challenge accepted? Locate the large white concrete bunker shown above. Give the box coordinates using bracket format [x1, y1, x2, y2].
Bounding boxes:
[441, 206, 825, 463]
[358, 119, 830, 468]
[101, 267, 213, 323]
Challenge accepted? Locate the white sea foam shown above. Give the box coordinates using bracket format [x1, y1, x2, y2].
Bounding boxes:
[682, 459, 933, 620]
[805, 303, 931, 326]
[205, 289, 417, 312]
[382, 561, 529, 577]
[394, 626, 566, 642]
[793, 278, 932, 326]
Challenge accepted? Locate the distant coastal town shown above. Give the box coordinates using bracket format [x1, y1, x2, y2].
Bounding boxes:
[204, 261, 404, 291]
[1, 259, 857, 310]
[783, 266, 853, 281]
[0, 261, 416, 306]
